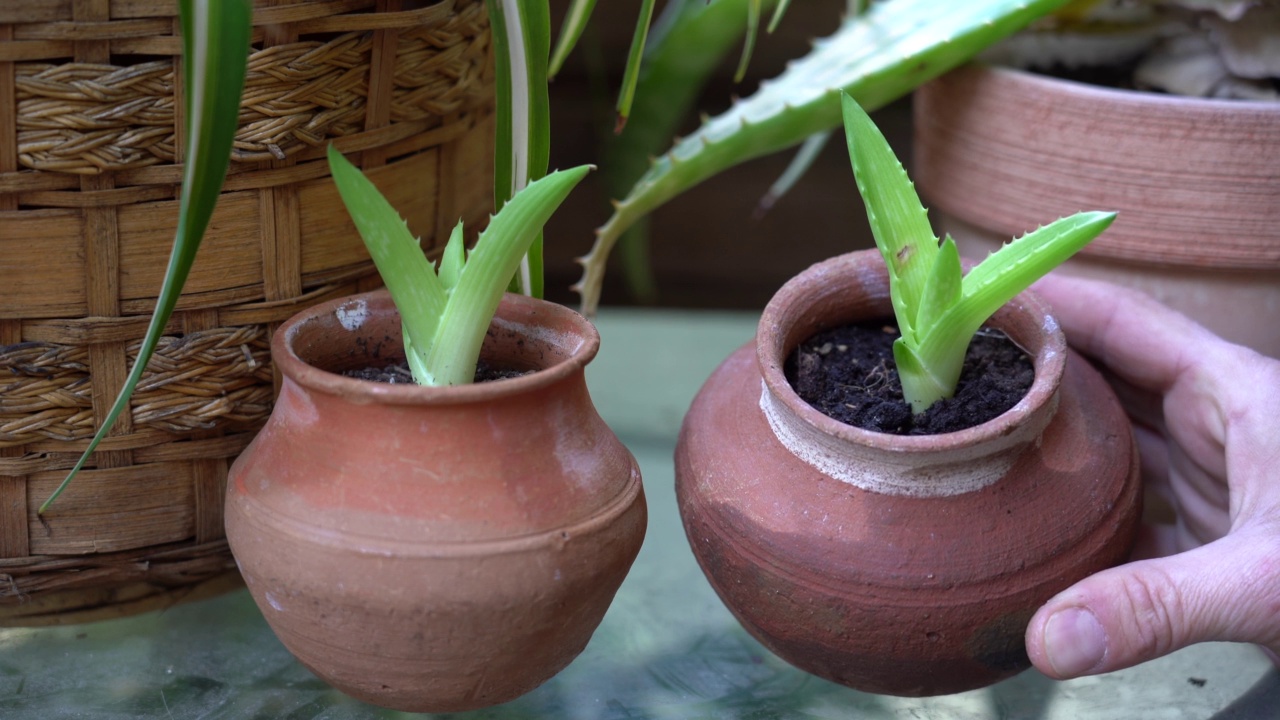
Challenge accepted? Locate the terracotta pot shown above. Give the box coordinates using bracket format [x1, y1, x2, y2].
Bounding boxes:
[913, 63, 1280, 358]
[225, 289, 646, 712]
[675, 250, 1141, 696]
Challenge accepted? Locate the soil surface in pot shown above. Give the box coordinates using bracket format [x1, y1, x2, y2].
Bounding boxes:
[786, 321, 1033, 435]
[343, 360, 530, 384]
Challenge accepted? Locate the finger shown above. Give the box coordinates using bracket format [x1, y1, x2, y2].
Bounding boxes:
[1032, 274, 1214, 395]
[1025, 530, 1280, 679]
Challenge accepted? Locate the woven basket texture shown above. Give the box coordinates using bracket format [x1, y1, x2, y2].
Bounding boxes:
[0, 0, 495, 624]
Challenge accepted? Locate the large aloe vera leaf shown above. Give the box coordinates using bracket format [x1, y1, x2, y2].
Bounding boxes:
[574, 0, 1073, 315]
[603, 0, 785, 299]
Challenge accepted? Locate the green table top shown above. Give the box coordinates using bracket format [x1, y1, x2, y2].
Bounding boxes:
[2, 308, 1275, 719]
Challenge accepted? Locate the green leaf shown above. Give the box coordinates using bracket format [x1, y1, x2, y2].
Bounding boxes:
[327, 145, 446, 382]
[485, 0, 551, 297]
[767, 0, 793, 33]
[578, 0, 1074, 316]
[914, 235, 962, 343]
[734, 0, 763, 83]
[615, 0, 658, 133]
[548, 0, 598, 78]
[439, 220, 466, 291]
[40, 0, 252, 515]
[424, 165, 592, 386]
[893, 338, 951, 415]
[841, 92, 938, 342]
[958, 211, 1117, 320]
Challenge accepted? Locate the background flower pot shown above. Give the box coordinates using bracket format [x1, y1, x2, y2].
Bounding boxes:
[913, 63, 1280, 358]
[225, 289, 646, 712]
[675, 250, 1141, 696]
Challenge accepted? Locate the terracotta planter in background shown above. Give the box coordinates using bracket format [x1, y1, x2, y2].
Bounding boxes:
[225, 290, 646, 713]
[914, 63, 1280, 358]
[675, 250, 1141, 696]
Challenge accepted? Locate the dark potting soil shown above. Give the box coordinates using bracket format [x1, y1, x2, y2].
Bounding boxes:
[786, 321, 1034, 435]
[342, 360, 530, 384]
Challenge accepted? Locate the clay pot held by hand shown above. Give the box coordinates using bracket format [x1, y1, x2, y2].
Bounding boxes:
[675, 250, 1141, 696]
[225, 290, 646, 713]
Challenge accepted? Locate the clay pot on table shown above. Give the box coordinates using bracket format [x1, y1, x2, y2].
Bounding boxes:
[914, 63, 1280, 358]
[675, 250, 1142, 696]
[225, 289, 646, 713]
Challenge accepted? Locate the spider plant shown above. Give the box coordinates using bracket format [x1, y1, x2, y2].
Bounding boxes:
[326, 147, 590, 386]
[39, 0, 252, 514]
[840, 93, 1115, 413]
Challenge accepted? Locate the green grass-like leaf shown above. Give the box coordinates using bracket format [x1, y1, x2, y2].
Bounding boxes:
[40, 0, 252, 514]
[549, 0, 598, 78]
[615, 0, 658, 133]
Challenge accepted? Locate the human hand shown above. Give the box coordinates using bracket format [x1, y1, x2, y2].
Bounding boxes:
[1023, 273, 1280, 679]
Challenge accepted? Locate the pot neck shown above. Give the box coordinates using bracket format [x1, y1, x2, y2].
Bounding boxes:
[756, 251, 1066, 498]
[273, 289, 600, 406]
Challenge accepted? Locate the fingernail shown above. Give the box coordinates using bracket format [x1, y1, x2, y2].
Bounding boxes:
[1044, 607, 1107, 677]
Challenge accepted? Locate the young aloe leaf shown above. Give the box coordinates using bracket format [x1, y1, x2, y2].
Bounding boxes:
[914, 235, 962, 344]
[615, 0, 658, 133]
[899, 212, 1115, 413]
[734, 0, 763, 83]
[486, 0, 551, 298]
[576, 0, 1074, 316]
[424, 165, 592, 386]
[40, 0, 252, 515]
[548, 0, 598, 78]
[438, 220, 466, 291]
[327, 145, 445, 379]
[839, 95, 1116, 413]
[957, 211, 1118, 321]
[842, 92, 938, 343]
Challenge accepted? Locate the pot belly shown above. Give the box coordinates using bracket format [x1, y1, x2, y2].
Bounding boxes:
[675, 343, 1140, 697]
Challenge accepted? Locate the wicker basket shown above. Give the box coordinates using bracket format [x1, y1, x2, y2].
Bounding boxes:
[0, 0, 495, 625]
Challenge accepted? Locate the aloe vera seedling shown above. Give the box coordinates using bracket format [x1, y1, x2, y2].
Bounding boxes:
[840, 93, 1115, 414]
[327, 146, 590, 386]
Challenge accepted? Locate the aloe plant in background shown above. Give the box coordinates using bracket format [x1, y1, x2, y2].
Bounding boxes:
[40, 0, 252, 514]
[327, 147, 591, 386]
[574, 0, 1079, 316]
[840, 93, 1115, 413]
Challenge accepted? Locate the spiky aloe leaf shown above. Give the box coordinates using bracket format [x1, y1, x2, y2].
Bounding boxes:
[575, 0, 1074, 316]
[40, 0, 251, 515]
[329, 147, 590, 387]
[841, 94, 1115, 414]
[604, 0, 785, 300]
[842, 91, 937, 344]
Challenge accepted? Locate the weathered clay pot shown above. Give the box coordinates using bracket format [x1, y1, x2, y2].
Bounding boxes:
[675, 250, 1141, 696]
[914, 63, 1280, 358]
[225, 289, 646, 712]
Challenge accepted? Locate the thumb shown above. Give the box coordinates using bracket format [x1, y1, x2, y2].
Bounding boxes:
[1025, 532, 1280, 679]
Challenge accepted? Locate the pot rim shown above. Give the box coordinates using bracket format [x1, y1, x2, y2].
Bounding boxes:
[972, 61, 1280, 114]
[757, 250, 1067, 455]
[272, 288, 600, 406]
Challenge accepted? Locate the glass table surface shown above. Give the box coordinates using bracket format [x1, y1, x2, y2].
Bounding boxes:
[2, 308, 1275, 719]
